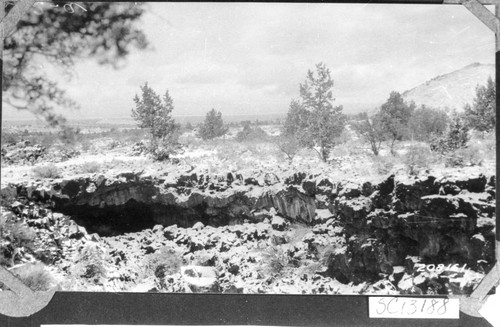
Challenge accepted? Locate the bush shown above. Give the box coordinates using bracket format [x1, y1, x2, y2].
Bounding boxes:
[79, 161, 101, 174]
[1, 217, 37, 249]
[80, 140, 92, 152]
[150, 142, 183, 161]
[403, 144, 434, 175]
[72, 243, 107, 282]
[198, 109, 228, 140]
[0, 214, 36, 267]
[32, 164, 61, 179]
[463, 77, 495, 133]
[8, 222, 36, 249]
[9, 263, 56, 291]
[1, 132, 20, 146]
[371, 155, 394, 175]
[408, 105, 449, 142]
[58, 126, 81, 145]
[445, 146, 483, 168]
[108, 140, 121, 149]
[142, 246, 183, 279]
[261, 245, 290, 275]
[274, 135, 301, 162]
[236, 122, 269, 142]
[430, 116, 469, 154]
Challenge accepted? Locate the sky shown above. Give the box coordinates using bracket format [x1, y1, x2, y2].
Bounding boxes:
[2, 2, 496, 120]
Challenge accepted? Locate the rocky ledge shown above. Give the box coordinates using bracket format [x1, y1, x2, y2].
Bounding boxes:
[1, 169, 495, 293]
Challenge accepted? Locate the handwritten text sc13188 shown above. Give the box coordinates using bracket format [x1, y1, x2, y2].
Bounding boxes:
[369, 297, 459, 319]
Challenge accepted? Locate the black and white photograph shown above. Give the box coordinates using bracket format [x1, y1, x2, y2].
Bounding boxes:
[0, 1, 497, 297]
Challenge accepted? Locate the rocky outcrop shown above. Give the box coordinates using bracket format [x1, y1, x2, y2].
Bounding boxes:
[1, 141, 46, 165]
[2, 169, 495, 293]
[1, 171, 317, 235]
[326, 173, 495, 290]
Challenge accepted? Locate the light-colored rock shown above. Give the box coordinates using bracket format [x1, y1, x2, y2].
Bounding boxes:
[271, 216, 287, 231]
[181, 265, 219, 293]
[192, 221, 204, 231]
[315, 208, 334, 223]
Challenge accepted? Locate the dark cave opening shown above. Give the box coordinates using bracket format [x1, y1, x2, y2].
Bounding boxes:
[56, 200, 159, 236]
[54, 200, 238, 237]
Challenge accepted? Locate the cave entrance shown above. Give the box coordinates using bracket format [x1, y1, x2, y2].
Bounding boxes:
[54, 199, 235, 237]
[56, 200, 159, 236]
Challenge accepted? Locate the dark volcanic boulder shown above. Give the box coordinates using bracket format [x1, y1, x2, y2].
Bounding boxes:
[418, 195, 477, 232]
[393, 176, 439, 212]
[335, 196, 373, 230]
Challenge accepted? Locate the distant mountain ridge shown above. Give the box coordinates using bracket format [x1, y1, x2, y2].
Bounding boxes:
[402, 63, 495, 112]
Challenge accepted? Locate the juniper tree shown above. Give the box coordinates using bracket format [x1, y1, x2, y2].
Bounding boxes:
[282, 100, 312, 148]
[379, 92, 415, 155]
[430, 115, 470, 154]
[131, 83, 180, 147]
[464, 77, 496, 133]
[198, 109, 228, 140]
[294, 63, 346, 162]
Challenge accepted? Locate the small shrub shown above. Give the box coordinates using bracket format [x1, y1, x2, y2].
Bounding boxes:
[274, 135, 301, 162]
[403, 144, 433, 175]
[198, 109, 228, 140]
[215, 142, 244, 162]
[80, 140, 92, 152]
[371, 155, 394, 175]
[37, 133, 59, 150]
[9, 222, 36, 249]
[79, 161, 101, 174]
[148, 128, 183, 161]
[1, 216, 36, 267]
[179, 134, 202, 149]
[430, 116, 469, 154]
[445, 146, 483, 168]
[108, 140, 121, 149]
[10, 263, 56, 291]
[32, 164, 61, 179]
[58, 126, 81, 145]
[142, 246, 183, 278]
[236, 122, 269, 142]
[260, 245, 290, 276]
[1, 132, 20, 146]
[150, 142, 183, 161]
[316, 244, 340, 266]
[1, 218, 37, 251]
[72, 243, 107, 282]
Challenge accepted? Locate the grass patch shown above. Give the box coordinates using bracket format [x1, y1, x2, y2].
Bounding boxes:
[32, 164, 61, 179]
[79, 161, 101, 174]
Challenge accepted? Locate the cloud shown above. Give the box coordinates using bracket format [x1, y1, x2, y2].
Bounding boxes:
[50, 2, 494, 119]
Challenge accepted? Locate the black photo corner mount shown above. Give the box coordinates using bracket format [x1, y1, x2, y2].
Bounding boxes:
[0, 0, 499, 325]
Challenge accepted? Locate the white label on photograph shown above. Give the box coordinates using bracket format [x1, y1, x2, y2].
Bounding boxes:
[369, 297, 459, 319]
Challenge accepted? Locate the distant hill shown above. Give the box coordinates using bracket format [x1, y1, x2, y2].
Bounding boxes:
[402, 63, 495, 111]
